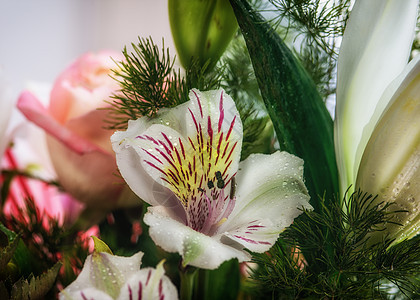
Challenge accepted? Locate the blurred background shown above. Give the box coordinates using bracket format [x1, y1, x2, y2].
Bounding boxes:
[0, 0, 175, 98]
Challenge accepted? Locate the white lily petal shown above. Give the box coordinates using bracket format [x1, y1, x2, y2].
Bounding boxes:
[219, 151, 311, 252]
[144, 206, 251, 270]
[356, 55, 420, 244]
[117, 262, 178, 300]
[62, 251, 143, 299]
[60, 288, 113, 300]
[335, 0, 419, 196]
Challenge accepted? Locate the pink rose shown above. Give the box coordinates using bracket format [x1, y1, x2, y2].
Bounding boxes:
[17, 51, 136, 210]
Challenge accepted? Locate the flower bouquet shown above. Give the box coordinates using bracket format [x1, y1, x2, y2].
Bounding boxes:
[1, 0, 419, 299]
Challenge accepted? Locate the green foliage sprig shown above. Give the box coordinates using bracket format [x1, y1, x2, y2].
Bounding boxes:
[106, 37, 222, 129]
[249, 191, 420, 299]
[264, 0, 350, 99]
[1, 192, 90, 296]
[107, 36, 273, 160]
[0, 227, 62, 300]
[268, 0, 350, 52]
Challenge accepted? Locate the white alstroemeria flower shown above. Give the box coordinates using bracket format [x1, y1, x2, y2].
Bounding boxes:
[111, 89, 311, 269]
[335, 0, 419, 197]
[336, 0, 420, 243]
[60, 240, 177, 300]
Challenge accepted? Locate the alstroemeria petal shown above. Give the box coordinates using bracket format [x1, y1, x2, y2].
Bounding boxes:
[112, 88, 242, 219]
[187, 88, 242, 176]
[111, 119, 179, 208]
[356, 55, 420, 244]
[130, 89, 242, 199]
[219, 151, 311, 252]
[62, 251, 143, 299]
[117, 261, 178, 300]
[143, 206, 251, 270]
[61, 288, 113, 300]
[335, 0, 419, 196]
[125, 123, 193, 190]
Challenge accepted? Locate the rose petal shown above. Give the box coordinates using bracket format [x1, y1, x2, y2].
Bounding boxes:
[47, 135, 125, 209]
[17, 90, 105, 155]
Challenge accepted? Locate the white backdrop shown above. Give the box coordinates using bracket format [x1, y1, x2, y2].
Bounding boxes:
[0, 0, 175, 94]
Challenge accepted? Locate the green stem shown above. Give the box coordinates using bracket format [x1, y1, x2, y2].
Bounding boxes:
[179, 264, 198, 300]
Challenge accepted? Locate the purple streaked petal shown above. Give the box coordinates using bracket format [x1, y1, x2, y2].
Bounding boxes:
[218, 152, 312, 252]
[144, 206, 251, 270]
[117, 262, 178, 300]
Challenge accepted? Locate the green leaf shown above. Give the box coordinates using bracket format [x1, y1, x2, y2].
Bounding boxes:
[0, 234, 20, 274]
[92, 236, 113, 255]
[10, 262, 61, 300]
[0, 225, 33, 278]
[0, 229, 9, 248]
[0, 281, 9, 300]
[229, 0, 339, 211]
[198, 260, 240, 300]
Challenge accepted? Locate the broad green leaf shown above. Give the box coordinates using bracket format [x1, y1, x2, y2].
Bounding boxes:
[198, 260, 240, 300]
[229, 0, 339, 210]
